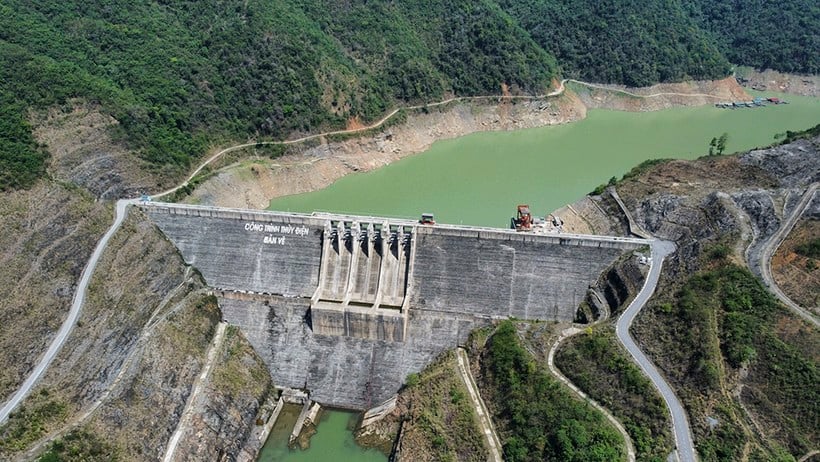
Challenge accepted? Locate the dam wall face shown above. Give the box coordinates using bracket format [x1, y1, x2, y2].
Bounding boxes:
[219, 294, 485, 409]
[145, 203, 646, 410]
[147, 205, 324, 297]
[411, 227, 637, 321]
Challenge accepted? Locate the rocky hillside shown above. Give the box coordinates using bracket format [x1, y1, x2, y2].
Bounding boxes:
[772, 218, 820, 311]
[0, 208, 274, 460]
[610, 133, 819, 460]
[0, 184, 110, 400]
[356, 351, 488, 461]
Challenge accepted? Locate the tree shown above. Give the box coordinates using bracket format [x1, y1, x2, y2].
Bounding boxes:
[716, 132, 729, 155]
[708, 137, 717, 156]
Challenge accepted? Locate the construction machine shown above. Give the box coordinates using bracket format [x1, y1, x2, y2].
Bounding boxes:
[511, 205, 533, 231]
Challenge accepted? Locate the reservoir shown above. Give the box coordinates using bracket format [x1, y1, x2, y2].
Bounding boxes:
[269, 91, 818, 227]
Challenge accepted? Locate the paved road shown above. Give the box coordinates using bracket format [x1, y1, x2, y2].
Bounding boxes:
[758, 183, 819, 328]
[615, 240, 698, 462]
[455, 348, 503, 462]
[0, 198, 137, 425]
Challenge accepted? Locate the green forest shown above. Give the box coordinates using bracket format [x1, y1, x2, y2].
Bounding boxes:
[1, 0, 816, 191]
[482, 321, 625, 461]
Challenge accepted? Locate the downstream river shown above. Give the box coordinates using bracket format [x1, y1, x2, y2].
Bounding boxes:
[270, 91, 818, 227]
[260, 90, 817, 460]
[258, 408, 386, 462]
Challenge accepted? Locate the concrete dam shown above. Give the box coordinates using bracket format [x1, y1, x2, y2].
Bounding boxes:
[145, 203, 645, 409]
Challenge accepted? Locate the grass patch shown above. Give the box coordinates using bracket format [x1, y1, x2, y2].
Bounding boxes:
[643, 264, 817, 459]
[795, 238, 820, 259]
[0, 389, 67, 452]
[37, 428, 119, 461]
[398, 350, 486, 462]
[211, 325, 271, 397]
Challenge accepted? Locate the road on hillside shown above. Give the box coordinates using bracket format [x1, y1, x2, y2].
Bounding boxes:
[0, 198, 137, 424]
[758, 183, 819, 328]
[455, 348, 504, 462]
[615, 240, 698, 462]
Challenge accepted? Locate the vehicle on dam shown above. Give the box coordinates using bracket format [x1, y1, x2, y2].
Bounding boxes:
[419, 213, 436, 225]
[511, 204, 563, 233]
[511, 204, 533, 231]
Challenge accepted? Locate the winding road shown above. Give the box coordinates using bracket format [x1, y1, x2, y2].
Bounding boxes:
[758, 183, 819, 328]
[0, 198, 136, 424]
[615, 240, 698, 462]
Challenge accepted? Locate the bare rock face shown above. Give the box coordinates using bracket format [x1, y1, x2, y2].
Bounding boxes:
[575, 76, 749, 111]
[623, 136, 819, 277]
[173, 327, 273, 462]
[739, 138, 820, 188]
[738, 69, 818, 97]
[31, 102, 172, 199]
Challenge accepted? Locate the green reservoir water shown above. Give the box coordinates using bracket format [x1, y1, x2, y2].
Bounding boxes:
[258, 409, 387, 462]
[270, 91, 819, 227]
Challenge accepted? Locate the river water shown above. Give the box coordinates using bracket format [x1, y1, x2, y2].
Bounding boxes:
[259, 90, 817, 460]
[269, 91, 818, 227]
[258, 408, 387, 462]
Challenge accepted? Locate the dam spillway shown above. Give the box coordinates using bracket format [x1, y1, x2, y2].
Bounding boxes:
[145, 203, 646, 409]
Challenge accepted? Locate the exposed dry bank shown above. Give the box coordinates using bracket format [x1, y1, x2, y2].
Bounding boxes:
[184, 78, 748, 209]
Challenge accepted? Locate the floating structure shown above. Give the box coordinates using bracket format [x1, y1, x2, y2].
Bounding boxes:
[715, 96, 788, 109]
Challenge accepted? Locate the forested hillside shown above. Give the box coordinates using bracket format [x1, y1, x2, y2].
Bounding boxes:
[495, 0, 730, 86]
[683, 0, 820, 75]
[0, 0, 555, 191]
[0, 0, 815, 191]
